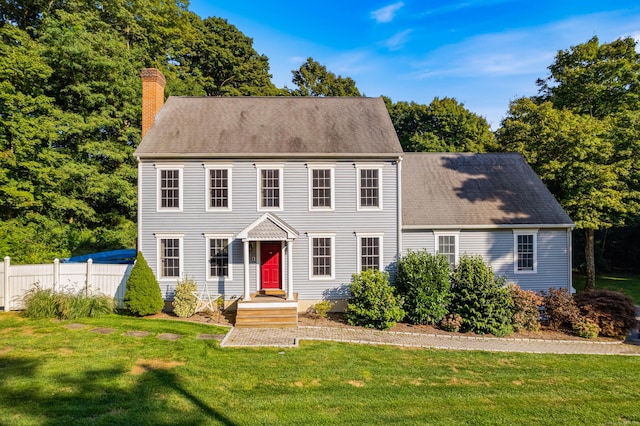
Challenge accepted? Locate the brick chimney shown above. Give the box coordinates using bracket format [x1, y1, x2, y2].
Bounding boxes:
[140, 68, 166, 138]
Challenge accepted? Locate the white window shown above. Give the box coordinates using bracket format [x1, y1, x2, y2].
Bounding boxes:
[256, 165, 283, 211]
[308, 165, 335, 211]
[514, 230, 538, 273]
[204, 164, 232, 211]
[155, 234, 183, 279]
[434, 232, 459, 267]
[308, 233, 335, 280]
[205, 234, 233, 280]
[356, 164, 383, 210]
[156, 165, 183, 211]
[357, 233, 383, 272]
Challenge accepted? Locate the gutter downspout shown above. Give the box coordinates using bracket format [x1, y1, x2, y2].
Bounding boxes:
[397, 155, 403, 262]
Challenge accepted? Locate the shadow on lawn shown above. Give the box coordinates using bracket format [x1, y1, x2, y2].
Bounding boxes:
[0, 356, 237, 425]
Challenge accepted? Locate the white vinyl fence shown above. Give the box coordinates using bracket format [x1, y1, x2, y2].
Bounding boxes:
[1, 256, 132, 311]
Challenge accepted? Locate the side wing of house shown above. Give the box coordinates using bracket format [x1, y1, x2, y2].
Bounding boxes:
[400, 153, 574, 292]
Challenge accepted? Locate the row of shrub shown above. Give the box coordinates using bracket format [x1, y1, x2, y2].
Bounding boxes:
[345, 251, 637, 338]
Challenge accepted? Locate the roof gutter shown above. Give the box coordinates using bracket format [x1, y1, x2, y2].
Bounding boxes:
[134, 152, 404, 160]
[403, 223, 575, 230]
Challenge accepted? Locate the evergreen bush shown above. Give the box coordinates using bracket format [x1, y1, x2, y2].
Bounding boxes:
[574, 289, 637, 338]
[450, 254, 513, 337]
[172, 277, 198, 318]
[346, 269, 405, 330]
[395, 250, 451, 325]
[124, 251, 164, 316]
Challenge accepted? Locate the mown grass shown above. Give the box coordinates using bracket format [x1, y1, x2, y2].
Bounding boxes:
[1, 312, 639, 425]
[573, 273, 640, 303]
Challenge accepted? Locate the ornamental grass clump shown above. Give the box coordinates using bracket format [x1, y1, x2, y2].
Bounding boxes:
[450, 254, 513, 337]
[395, 250, 451, 325]
[22, 284, 114, 320]
[124, 252, 164, 316]
[346, 269, 405, 330]
[172, 277, 198, 318]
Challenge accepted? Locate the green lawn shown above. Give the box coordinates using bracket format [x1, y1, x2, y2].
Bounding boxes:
[573, 273, 640, 303]
[1, 312, 638, 425]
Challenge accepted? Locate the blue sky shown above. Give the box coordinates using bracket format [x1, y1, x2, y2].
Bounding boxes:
[188, 1, 640, 129]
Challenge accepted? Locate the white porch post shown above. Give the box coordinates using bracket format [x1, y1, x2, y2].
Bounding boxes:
[3, 256, 10, 311]
[243, 240, 251, 301]
[286, 239, 294, 300]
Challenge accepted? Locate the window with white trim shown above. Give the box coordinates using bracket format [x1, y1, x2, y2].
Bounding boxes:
[435, 232, 459, 268]
[356, 165, 383, 210]
[156, 165, 183, 211]
[308, 166, 334, 210]
[205, 165, 232, 211]
[156, 235, 183, 279]
[309, 234, 335, 279]
[206, 236, 232, 280]
[514, 231, 537, 273]
[257, 165, 283, 211]
[357, 234, 383, 271]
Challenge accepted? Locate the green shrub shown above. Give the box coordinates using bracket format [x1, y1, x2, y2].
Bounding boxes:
[309, 300, 334, 318]
[573, 318, 600, 339]
[173, 277, 198, 318]
[574, 289, 637, 338]
[124, 252, 164, 316]
[395, 250, 451, 325]
[450, 254, 513, 337]
[346, 269, 405, 330]
[543, 288, 581, 331]
[508, 283, 543, 332]
[22, 284, 114, 320]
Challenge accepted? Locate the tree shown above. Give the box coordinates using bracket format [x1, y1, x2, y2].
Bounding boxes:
[386, 97, 495, 152]
[290, 57, 361, 96]
[496, 36, 640, 289]
[124, 251, 164, 316]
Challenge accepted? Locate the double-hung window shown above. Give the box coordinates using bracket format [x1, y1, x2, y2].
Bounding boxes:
[356, 164, 383, 210]
[205, 164, 232, 211]
[257, 165, 283, 211]
[205, 235, 232, 280]
[156, 165, 183, 211]
[156, 234, 183, 279]
[357, 233, 383, 271]
[434, 232, 459, 268]
[308, 164, 334, 210]
[308, 234, 335, 280]
[514, 230, 538, 273]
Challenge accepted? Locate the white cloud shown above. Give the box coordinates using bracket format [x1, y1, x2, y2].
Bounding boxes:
[383, 29, 413, 51]
[371, 2, 404, 24]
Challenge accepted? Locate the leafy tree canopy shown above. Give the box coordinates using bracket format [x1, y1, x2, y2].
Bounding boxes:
[289, 57, 361, 96]
[496, 36, 640, 288]
[386, 96, 495, 152]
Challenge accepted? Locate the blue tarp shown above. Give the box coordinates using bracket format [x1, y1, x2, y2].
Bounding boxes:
[63, 249, 136, 264]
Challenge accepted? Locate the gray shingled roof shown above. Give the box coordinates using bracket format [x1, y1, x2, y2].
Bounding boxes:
[134, 96, 403, 158]
[402, 153, 573, 227]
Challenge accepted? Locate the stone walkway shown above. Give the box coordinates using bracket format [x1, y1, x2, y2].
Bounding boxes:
[220, 325, 640, 355]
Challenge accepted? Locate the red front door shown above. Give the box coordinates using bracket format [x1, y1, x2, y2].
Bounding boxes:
[260, 242, 281, 289]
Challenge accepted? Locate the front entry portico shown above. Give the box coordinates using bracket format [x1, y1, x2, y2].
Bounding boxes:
[236, 213, 299, 301]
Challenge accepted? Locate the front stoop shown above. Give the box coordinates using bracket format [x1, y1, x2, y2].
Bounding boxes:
[234, 294, 298, 328]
